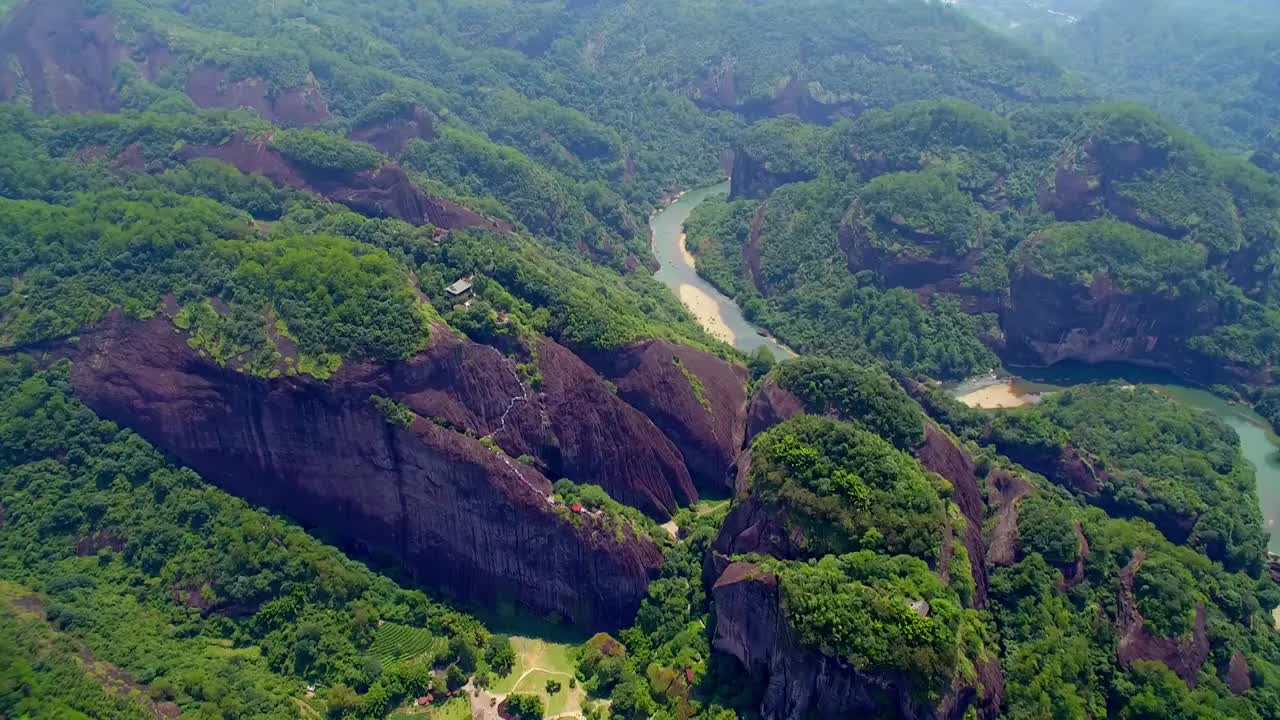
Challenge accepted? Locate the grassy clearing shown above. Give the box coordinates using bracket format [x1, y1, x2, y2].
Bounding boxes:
[512, 669, 571, 717]
[487, 636, 583, 718]
[204, 638, 261, 659]
[492, 637, 576, 694]
[693, 499, 730, 517]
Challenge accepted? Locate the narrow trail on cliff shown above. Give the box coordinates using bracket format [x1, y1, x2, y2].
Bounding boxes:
[483, 346, 553, 506]
[490, 346, 531, 440]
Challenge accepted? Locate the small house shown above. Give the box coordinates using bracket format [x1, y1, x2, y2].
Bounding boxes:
[445, 275, 474, 303]
[570, 502, 584, 514]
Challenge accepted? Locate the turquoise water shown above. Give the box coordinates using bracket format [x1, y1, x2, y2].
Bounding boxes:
[653, 186, 1280, 552]
[650, 183, 794, 359]
[963, 362, 1280, 553]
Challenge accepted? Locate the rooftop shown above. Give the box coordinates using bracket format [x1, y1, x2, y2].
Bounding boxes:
[445, 276, 474, 296]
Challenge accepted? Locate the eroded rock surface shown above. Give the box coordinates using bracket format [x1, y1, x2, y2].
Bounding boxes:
[70, 315, 663, 628]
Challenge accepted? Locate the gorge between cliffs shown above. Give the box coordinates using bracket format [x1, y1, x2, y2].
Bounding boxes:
[657, 187, 1280, 555]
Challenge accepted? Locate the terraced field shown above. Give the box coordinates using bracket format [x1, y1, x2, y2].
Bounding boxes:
[370, 622, 446, 665]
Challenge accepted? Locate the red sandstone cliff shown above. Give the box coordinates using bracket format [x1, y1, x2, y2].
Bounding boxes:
[711, 562, 984, 720]
[1002, 266, 1269, 387]
[181, 133, 509, 232]
[184, 64, 331, 127]
[68, 314, 666, 628]
[1115, 552, 1211, 685]
[588, 340, 748, 493]
[394, 331, 697, 520]
[351, 105, 436, 157]
[694, 65, 863, 125]
[0, 0, 123, 113]
[0, 0, 334, 126]
[739, 377, 993, 607]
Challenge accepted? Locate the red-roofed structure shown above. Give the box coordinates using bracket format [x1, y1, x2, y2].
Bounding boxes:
[570, 502, 584, 513]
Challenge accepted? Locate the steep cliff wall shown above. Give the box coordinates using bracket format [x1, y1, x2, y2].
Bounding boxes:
[391, 332, 696, 520]
[1002, 267, 1269, 386]
[68, 315, 663, 629]
[914, 423, 991, 608]
[589, 340, 748, 492]
[694, 68, 862, 124]
[837, 205, 1001, 313]
[711, 562, 979, 720]
[744, 382, 804, 443]
[729, 148, 818, 201]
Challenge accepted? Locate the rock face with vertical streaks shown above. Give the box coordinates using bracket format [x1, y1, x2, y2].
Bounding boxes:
[69, 314, 666, 629]
[589, 340, 748, 493]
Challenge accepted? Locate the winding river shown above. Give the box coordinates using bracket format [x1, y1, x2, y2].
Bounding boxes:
[653, 184, 1280, 553]
[953, 365, 1280, 553]
[651, 182, 793, 359]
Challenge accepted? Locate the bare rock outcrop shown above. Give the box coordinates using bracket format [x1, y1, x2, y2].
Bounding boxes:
[181, 133, 508, 232]
[351, 105, 436, 157]
[185, 64, 331, 127]
[744, 381, 804, 443]
[589, 340, 748, 492]
[1002, 267, 1269, 387]
[986, 470, 1033, 568]
[1115, 551, 1211, 686]
[0, 0, 124, 113]
[729, 145, 819, 200]
[1226, 651, 1252, 695]
[914, 423, 991, 608]
[391, 332, 696, 520]
[69, 315, 663, 628]
[694, 65, 861, 125]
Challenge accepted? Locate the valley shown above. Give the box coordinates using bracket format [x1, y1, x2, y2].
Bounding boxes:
[650, 183, 792, 359]
[0, 0, 1279, 719]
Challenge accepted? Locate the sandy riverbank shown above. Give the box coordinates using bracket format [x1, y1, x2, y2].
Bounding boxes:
[677, 232, 698, 269]
[672, 231, 738, 344]
[678, 284, 737, 345]
[955, 380, 1034, 409]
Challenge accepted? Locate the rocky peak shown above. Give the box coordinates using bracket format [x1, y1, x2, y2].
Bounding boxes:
[710, 561, 983, 720]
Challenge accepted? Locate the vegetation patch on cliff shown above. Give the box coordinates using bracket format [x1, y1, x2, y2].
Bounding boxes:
[749, 415, 947, 560]
[773, 357, 925, 449]
[762, 551, 989, 700]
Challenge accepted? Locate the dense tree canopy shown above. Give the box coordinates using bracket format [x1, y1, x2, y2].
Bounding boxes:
[0, 359, 491, 719]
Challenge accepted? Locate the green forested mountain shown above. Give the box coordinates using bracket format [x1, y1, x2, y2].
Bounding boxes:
[1, 0, 1280, 719]
[961, 0, 1280, 151]
[691, 100, 1280, 385]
